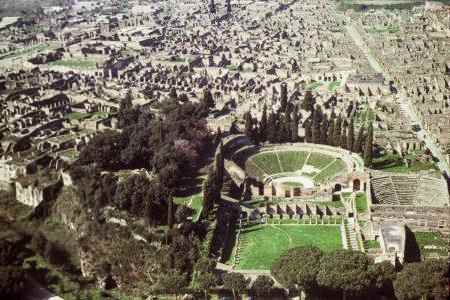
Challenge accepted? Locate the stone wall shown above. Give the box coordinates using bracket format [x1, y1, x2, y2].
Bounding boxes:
[371, 205, 449, 235]
[15, 177, 62, 208]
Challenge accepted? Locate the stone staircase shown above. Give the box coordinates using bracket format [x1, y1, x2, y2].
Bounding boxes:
[344, 218, 359, 251]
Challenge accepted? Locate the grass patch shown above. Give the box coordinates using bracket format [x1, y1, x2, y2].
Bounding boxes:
[414, 232, 447, 258]
[66, 112, 110, 121]
[372, 153, 437, 173]
[328, 81, 341, 92]
[364, 240, 380, 250]
[355, 192, 368, 213]
[314, 159, 346, 183]
[277, 150, 309, 172]
[49, 58, 97, 70]
[0, 43, 50, 60]
[233, 224, 342, 270]
[306, 81, 323, 91]
[174, 189, 204, 223]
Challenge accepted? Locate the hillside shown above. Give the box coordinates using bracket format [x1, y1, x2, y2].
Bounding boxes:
[0, 0, 66, 17]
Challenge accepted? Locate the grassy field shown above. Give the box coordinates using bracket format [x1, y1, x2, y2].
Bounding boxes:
[414, 231, 447, 258]
[372, 153, 438, 173]
[0, 43, 50, 61]
[328, 81, 341, 92]
[306, 81, 323, 91]
[355, 192, 368, 213]
[49, 58, 98, 70]
[174, 192, 203, 222]
[314, 159, 346, 183]
[251, 152, 282, 174]
[306, 153, 334, 169]
[277, 151, 309, 172]
[234, 224, 342, 270]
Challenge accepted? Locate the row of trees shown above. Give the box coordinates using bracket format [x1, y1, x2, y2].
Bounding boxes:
[244, 98, 374, 165]
[271, 246, 448, 300]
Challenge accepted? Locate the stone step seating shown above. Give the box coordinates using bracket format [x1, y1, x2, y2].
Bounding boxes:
[416, 176, 449, 206]
[390, 176, 418, 205]
[261, 203, 340, 218]
[370, 176, 397, 205]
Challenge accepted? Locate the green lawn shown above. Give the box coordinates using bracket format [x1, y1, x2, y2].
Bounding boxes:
[174, 192, 203, 222]
[306, 153, 335, 170]
[49, 58, 97, 70]
[364, 240, 381, 250]
[0, 43, 50, 60]
[251, 152, 282, 174]
[306, 81, 323, 91]
[414, 232, 447, 258]
[277, 151, 309, 172]
[314, 159, 346, 183]
[66, 112, 110, 121]
[328, 81, 341, 92]
[233, 224, 342, 270]
[373, 153, 437, 173]
[355, 192, 368, 213]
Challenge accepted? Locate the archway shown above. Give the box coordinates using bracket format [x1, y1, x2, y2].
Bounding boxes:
[334, 183, 342, 192]
[353, 179, 361, 192]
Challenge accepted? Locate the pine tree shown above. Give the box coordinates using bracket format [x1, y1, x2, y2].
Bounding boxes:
[244, 111, 254, 139]
[292, 108, 300, 142]
[333, 116, 342, 147]
[202, 88, 215, 110]
[347, 118, 355, 151]
[202, 167, 219, 217]
[304, 121, 312, 143]
[301, 91, 315, 112]
[312, 112, 321, 144]
[320, 116, 329, 144]
[280, 83, 288, 112]
[215, 142, 225, 189]
[259, 103, 268, 142]
[327, 118, 335, 146]
[267, 112, 276, 143]
[283, 112, 292, 142]
[354, 125, 365, 153]
[363, 123, 374, 166]
[168, 194, 174, 228]
[340, 124, 347, 149]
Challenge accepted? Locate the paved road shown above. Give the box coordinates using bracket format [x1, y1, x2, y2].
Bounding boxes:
[346, 21, 450, 175]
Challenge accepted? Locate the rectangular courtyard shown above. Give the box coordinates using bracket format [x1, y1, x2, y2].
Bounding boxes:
[232, 224, 343, 270]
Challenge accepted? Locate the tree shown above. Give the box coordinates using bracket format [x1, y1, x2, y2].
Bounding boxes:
[327, 118, 335, 146]
[201, 88, 215, 110]
[368, 261, 396, 298]
[252, 275, 274, 297]
[266, 112, 277, 143]
[340, 124, 347, 149]
[312, 112, 321, 144]
[118, 90, 135, 128]
[215, 142, 225, 190]
[202, 167, 220, 217]
[244, 111, 254, 139]
[317, 250, 372, 299]
[259, 103, 268, 142]
[168, 194, 174, 229]
[301, 90, 315, 112]
[347, 118, 355, 151]
[271, 246, 323, 293]
[320, 116, 329, 144]
[223, 272, 250, 300]
[333, 116, 342, 147]
[280, 83, 288, 112]
[354, 125, 365, 153]
[157, 270, 188, 300]
[363, 123, 374, 166]
[394, 260, 448, 300]
[197, 272, 217, 300]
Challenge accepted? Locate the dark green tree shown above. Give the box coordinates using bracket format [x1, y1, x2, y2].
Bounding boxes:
[280, 83, 288, 112]
[201, 88, 215, 110]
[252, 275, 274, 297]
[368, 261, 396, 298]
[168, 194, 174, 228]
[320, 116, 329, 144]
[363, 123, 374, 166]
[223, 272, 250, 300]
[157, 270, 188, 300]
[394, 260, 448, 300]
[271, 246, 323, 294]
[215, 142, 225, 189]
[354, 125, 365, 153]
[259, 103, 268, 142]
[317, 250, 372, 299]
[301, 90, 315, 112]
[327, 118, 335, 146]
[347, 118, 355, 151]
[202, 167, 220, 217]
[340, 123, 347, 149]
[333, 116, 342, 147]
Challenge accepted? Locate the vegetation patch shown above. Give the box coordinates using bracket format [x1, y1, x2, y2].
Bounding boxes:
[355, 192, 368, 213]
[49, 58, 97, 70]
[414, 231, 447, 258]
[231, 224, 342, 270]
